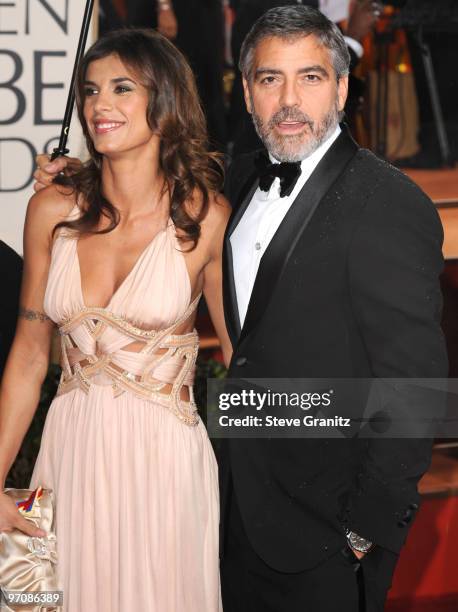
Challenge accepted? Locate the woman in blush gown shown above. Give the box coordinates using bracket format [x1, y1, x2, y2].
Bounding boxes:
[0, 29, 232, 612]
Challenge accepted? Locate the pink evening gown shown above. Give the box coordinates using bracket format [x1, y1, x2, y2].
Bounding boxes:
[30, 207, 222, 611]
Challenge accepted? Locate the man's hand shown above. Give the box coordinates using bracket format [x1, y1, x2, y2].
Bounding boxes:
[33, 154, 83, 192]
[347, 0, 382, 42]
[157, 7, 178, 40]
[350, 546, 366, 560]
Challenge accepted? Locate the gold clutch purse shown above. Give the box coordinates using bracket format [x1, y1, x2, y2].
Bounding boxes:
[0, 487, 58, 611]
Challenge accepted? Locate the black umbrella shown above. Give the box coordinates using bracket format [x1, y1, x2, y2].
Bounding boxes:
[51, 0, 95, 161]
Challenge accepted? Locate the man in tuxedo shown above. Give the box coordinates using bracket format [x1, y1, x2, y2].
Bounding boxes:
[219, 5, 447, 612]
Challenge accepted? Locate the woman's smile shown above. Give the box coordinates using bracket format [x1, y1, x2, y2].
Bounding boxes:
[93, 119, 126, 135]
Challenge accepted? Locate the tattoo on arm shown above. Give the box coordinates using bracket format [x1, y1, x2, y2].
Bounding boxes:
[19, 307, 51, 323]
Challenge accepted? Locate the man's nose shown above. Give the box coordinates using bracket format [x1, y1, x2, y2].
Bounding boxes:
[279, 80, 301, 108]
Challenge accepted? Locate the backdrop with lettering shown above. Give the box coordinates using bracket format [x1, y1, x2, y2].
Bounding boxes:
[0, 0, 98, 254]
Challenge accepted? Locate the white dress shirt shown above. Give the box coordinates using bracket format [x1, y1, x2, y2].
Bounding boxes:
[230, 125, 341, 327]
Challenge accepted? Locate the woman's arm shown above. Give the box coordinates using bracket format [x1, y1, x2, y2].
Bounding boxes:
[0, 186, 70, 536]
[201, 193, 233, 368]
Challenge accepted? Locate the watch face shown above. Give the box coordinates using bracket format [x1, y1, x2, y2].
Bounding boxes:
[348, 532, 372, 553]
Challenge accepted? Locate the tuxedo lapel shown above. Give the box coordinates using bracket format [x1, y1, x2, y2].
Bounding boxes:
[223, 168, 259, 346]
[238, 128, 359, 346]
[226, 170, 259, 240]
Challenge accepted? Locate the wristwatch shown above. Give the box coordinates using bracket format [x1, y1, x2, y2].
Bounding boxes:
[346, 530, 373, 554]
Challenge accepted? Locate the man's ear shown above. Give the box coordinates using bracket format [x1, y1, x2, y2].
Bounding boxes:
[242, 76, 253, 115]
[337, 75, 349, 112]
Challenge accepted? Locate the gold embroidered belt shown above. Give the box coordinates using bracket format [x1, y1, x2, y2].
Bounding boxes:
[55, 295, 201, 426]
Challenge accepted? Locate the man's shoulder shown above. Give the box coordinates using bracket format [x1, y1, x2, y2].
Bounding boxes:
[347, 148, 441, 231]
[350, 148, 434, 203]
[352, 148, 425, 193]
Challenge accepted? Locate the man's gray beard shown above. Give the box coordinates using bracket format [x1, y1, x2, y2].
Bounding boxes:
[251, 101, 340, 163]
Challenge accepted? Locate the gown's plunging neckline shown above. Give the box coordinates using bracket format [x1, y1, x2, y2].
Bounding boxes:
[75, 225, 170, 310]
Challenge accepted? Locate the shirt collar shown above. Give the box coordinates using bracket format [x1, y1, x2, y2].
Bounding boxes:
[261, 124, 341, 201]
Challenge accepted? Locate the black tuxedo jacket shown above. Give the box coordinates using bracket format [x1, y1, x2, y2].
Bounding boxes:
[219, 127, 448, 572]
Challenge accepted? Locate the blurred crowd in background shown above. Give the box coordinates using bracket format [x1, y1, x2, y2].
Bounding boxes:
[97, 0, 458, 170]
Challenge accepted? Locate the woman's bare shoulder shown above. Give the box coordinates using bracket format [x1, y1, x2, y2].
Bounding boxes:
[25, 183, 78, 240]
[27, 183, 76, 217]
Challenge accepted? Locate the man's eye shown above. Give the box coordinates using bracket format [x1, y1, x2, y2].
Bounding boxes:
[305, 74, 320, 82]
[260, 76, 277, 85]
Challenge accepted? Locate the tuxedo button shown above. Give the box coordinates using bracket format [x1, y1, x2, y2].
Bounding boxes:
[403, 514, 412, 524]
[409, 503, 419, 511]
[255, 242, 261, 251]
[235, 357, 247, 367]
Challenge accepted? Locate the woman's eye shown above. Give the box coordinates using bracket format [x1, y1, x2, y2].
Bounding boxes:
[115, 85, 131, 94]
[84, 87, 97, 96]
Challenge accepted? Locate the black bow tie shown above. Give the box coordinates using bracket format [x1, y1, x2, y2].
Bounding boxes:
[255, 152, 302, 198]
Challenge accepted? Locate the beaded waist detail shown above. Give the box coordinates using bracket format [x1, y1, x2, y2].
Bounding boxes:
[56, 295, 201, 426]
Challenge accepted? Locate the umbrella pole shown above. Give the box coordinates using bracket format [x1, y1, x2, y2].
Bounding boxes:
[51, 0, 95, 161]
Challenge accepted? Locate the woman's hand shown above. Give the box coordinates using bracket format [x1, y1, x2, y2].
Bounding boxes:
[0, 491, 46, 538]
[33, 154, 83, 192]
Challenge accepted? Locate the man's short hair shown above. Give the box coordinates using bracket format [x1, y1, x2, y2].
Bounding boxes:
[239, 5, 350, 82]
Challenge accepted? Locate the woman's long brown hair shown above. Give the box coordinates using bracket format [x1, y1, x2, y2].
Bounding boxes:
[53, 28, 223, 249]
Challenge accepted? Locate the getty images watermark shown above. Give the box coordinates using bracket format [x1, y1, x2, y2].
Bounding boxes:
[206, 378, 456, 438]
[217, 388, 350, 428]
